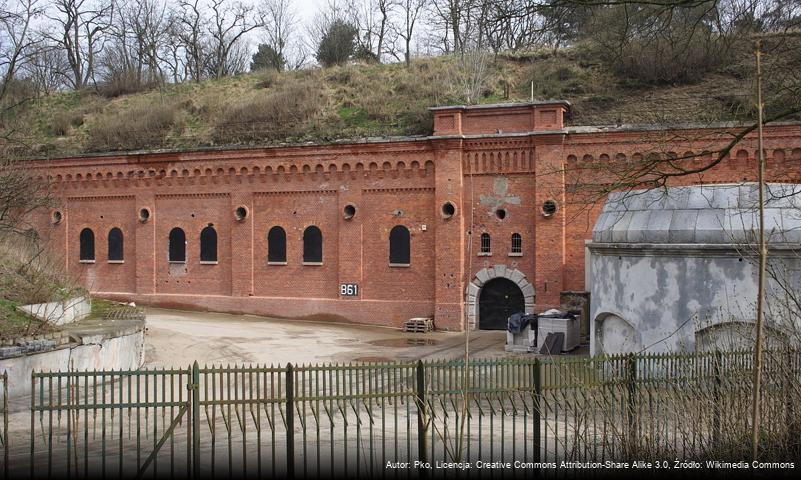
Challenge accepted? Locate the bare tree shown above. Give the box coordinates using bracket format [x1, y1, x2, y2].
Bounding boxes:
[162, 19, 188, 83]
[22, 44, 69, 94]
[0, 0, 44, 103]
[481, 0, 551, 52]
[257, 0, 297, 71]
[100, 0, 169, 93]
[354, 0, 395, 62]
[45, 0, 114, 90]
[0, 157, 53, 237]
[207, 0, 261, 78]
[395, 0, 425, 65]
[175, 0, 207, 82]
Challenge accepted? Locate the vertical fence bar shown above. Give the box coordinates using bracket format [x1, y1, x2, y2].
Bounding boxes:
[532, 359, 541, 467]
[286, 363, 295, 479]
[626, 353, 637, 457]
[30, 374, 35, 479]
[2, 371, 7, 479]
[191, 362, 200, 478]
[713, 351, 722, 448]
[415, 360, 428, 477]
[3, 370, 8, 478]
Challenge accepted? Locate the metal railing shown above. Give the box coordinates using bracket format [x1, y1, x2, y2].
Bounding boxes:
[2, 350, 799, 477]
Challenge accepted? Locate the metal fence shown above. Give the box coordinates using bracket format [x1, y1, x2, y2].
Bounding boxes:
[1, 371, 7, 478]
[2, 350, 800, 478]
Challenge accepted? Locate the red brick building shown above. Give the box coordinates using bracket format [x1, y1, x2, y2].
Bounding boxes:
[28, 102, 801, 331]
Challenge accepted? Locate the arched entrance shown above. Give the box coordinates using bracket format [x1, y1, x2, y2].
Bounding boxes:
[465, 266, 535, 330]
[478, 278, 524, 330]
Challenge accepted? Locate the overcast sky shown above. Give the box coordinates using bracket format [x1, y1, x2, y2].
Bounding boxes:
[293, 0, 320, 24]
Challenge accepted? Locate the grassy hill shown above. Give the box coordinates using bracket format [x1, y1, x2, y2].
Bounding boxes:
[0, 44, 779, 159]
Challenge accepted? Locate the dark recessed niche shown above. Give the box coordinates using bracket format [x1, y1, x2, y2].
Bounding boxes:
[441, 202, 456, 219]
[138, 208, 150, 223]
[343, 204, 356, 220]
[51, 211, 63, 225]
[495, 208, 507, 220]
[235, 206, 248, 221]
[542, 200, 558, 217]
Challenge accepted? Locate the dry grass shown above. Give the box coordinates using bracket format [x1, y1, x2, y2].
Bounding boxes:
[85, 96, 184, 152]
[3, 44, 796, 158]
[0, 235, 84, 339]
[49, 109, 86, 136]
[212, 78, 326, 144]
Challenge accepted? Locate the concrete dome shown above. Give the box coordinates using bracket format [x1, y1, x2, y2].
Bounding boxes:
[592, 183, 801, 245]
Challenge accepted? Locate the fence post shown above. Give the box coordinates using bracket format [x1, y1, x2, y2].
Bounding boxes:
[626, 353, 637, 456]
[532, 359, 542, 467]
[2, 371, 7, 480]
[786, 350, 798, 455]
[713, 351, 722, 448]
[191, 361, 200, 479]
[415, 360, 428, 477]
[29, 373, 34, 479]
[286, 363, 295, 479]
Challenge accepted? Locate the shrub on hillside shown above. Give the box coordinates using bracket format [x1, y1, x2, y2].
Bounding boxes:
[98, 69, 161, 98]
[213, 79, 325, 143]
[85, 99, 182, 151]
[50, 110, 85, 136]
[316, 20, 358, 68]
[251, 44, 285, 72]
[585, 4, 736, 85]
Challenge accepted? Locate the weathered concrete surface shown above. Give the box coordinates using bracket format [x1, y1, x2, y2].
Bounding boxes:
[141, 307, 523, 367]
[588, 183, 801, 354]
[588, 183, 801, 355]
[18, 296, 91, 326]
[0, 317, 145, 397]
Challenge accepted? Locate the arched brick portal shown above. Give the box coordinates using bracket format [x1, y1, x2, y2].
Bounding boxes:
[465, 266, 535, 330]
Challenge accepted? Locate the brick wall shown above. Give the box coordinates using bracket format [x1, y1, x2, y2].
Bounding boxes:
[29, 105, 801, 331]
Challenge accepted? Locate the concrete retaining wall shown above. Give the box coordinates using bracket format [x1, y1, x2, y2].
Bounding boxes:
[18, 297, 91, 326]
[0, 329, 145, 397]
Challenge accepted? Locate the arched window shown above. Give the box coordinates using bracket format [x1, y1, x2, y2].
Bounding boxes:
[511, 233, 522, 254]
[108, 228, 124, 261]
[268, 226, 286, 263]
[79, 228, 95, 261]
[480, 233, 491, 254]
[169, 227, 186, 262]
[389, 225, 411, 265]
[303, 226, 323, 263]
[200, 226, 217, 262]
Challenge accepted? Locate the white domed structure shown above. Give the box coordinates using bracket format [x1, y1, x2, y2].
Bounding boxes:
[588, 183, 801, 355]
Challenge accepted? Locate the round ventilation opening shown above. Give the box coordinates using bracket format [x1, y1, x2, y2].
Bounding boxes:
[51, 211, 63, 225]
[138, 208, 151, 223]
[235, 206, 248, 221]
[542, 200, 558, 217]
[343, 204, 356, 220]
[441, 202, 456, 219]
[495, 208, 507, 220]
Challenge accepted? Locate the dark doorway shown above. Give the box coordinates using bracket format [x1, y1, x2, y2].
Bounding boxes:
[478, 278, 524, 330]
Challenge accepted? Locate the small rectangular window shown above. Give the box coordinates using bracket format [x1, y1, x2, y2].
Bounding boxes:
[511, 233, 522, 254]
[479, 233, 491, 255]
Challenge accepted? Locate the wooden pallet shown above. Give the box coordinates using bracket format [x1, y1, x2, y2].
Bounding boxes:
[403, 317, 433, 333]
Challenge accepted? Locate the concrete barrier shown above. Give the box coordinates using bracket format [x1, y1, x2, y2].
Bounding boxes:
[0, 319, 145, 397]
[18, 296, 91, 326]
